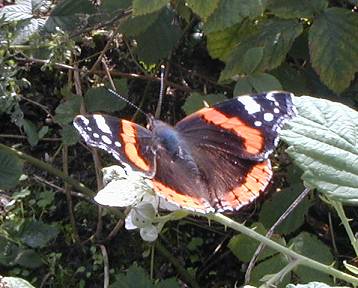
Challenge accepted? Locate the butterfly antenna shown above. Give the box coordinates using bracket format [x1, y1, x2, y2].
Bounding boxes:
[154, 65, 165, 118]
[105, 88, 147, 117]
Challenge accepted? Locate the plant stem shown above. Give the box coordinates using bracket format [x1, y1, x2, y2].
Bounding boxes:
[331, 200, 358, 256]
[211, 213, 358, 285]
[0, 143, 95, 197]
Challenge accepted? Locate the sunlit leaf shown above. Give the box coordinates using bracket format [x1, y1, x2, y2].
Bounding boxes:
[267, 0, 328, 19]
[0, 150, 23, 189]
[186, 0, 219, 20]
[309, 8, 358, 93]
[281, 96, 358, 204]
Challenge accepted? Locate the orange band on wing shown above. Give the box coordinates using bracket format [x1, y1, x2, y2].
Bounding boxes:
[152, 180, 212, 213]
[222, 160, 272, 210]
[197, 108, 264, 155]
[120, 120, 150, 172]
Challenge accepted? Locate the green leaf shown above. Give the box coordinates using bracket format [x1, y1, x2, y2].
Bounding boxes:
[267, 0, 328, 19]
[248, 73, 282, 92]
[132, 0, 168, 16]
[220, 18, 303, 81]
[0, 149, 23, 189]
[271, 64, 308, 95]
[241, 47, 264, 74]
[250, 254, 290, 287]
[84, 86, 127, 113]
[206, 24, 243, 60]
[233, 76, 253, 95]
[38, 125, 49, 139]
[228, 223, 286, 262]
[280, 96, 358, 204]
[233, 73, 282, 95]
[20, 219, 59, 248]
[0, 236, 21, 266]
[204, 0, 265, 33]
[119, 11, 160, 37]
[110, 264, 154, 288]
[182, 92, 227, 115]
[186, 0, 219, 20]
[289, 232, 334, 283]
[60, 125, 80, 145]
[1, 277, 36, 288]
[14, 249, 43, 268]
[54, 94, 81, 125]
[259, 166, 313, 234]
[45, 0, 96, 32]
[309, 8, 358, 93]
[134, 8, 182, 64]
[23, 119, 39, 146]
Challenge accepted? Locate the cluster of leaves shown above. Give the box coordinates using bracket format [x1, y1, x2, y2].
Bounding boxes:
[0, 0, 357, 287]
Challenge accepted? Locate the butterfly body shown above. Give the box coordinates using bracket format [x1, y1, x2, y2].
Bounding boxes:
[74, 91, 296, 213]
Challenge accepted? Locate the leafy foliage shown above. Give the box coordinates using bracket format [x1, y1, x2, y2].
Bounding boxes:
[0, 0, 357, 287]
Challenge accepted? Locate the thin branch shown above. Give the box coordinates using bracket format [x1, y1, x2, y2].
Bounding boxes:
[63, 145, 80, 243]
[0, 134, 61, 141]
[245, 187, 311, 283]
[99, 244, 110, 288]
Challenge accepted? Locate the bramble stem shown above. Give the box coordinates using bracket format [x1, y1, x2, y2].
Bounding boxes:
[211, 213, 358, 285]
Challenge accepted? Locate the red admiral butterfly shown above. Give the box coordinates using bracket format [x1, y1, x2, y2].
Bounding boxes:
[73, 91, 296, 213]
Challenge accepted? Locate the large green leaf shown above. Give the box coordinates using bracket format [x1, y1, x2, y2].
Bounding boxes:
[132, 0, 168, 16]
[54, 94, 81, 125]
[309, 8, 358, 93]
[219, 18, 303, 81]
[186, 0, 219, 20]
[134, 8, 182, 64]
[203, 0, 264, 33]
[119, 11, 160, 37]
[206, 23, 243, 60]
[281, 96, 358, 204]
[0, 150, 23, 189]
[267, 0, 328, 19]
[289, 232, 334, 284]
[84, 86, 127, 113]
[233, 73, 282, 95]
[20, 219, 59, 248]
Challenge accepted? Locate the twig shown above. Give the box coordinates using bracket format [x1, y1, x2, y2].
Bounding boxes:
[212, 213, 358, 285]
[104, 207, 131, 242]
[328, 211, 338, 255]
[74, 64, 104, 240]
[0, 143, 95, 196]
[88, 25, 120, 75]
[245, 187, 311, 283]
[33, 174, 90, 201]
[99, 244, 109, 288]
[62, 144, 80, 243]
[101, 58, 115, 89]
[0, 134, 61, 141]
[14, 56, 77, 71]
[94, 70, 192, 92]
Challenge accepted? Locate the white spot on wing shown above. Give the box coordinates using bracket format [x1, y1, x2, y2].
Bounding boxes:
[93, 133, 100, 138]
[264, 113, 274, 122]
[254, 121, 262, 127]
[93, 114, 112, 134]
[77, 115, 89, 125]
[274, 108, 280, 114]
[86, 127, 92, 131]
[265, 92, 276, 101]
[101, 135, 112, 144]
[115, 141, 121, 147]
[238, 96, 261, 114]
